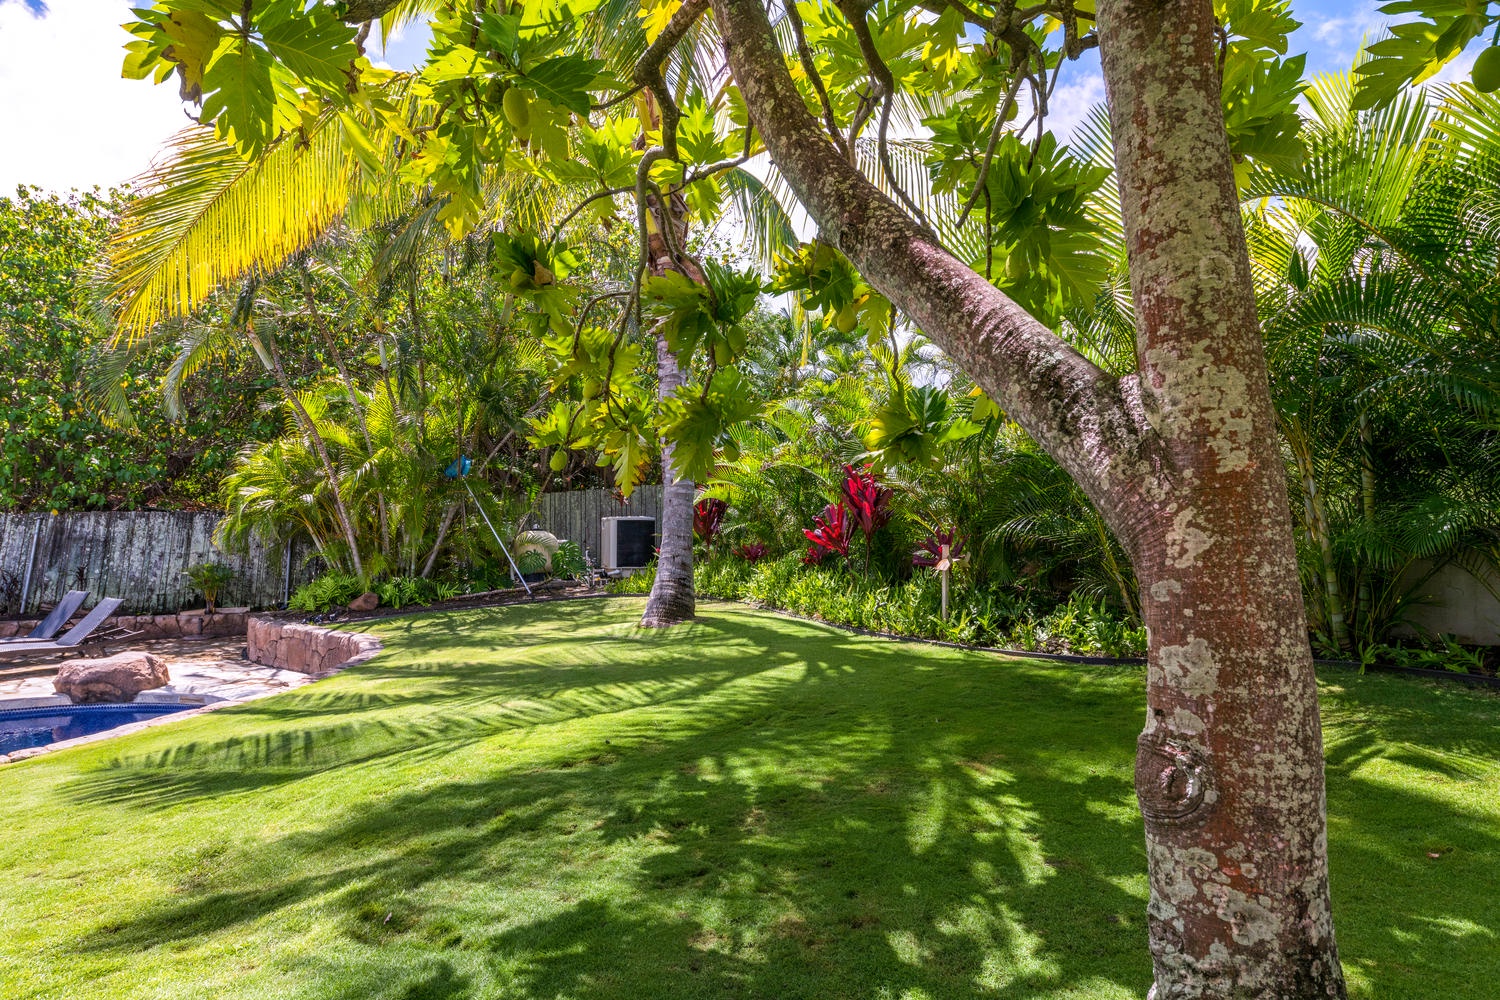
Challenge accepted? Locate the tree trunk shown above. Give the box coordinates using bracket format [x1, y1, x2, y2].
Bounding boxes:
[1289, 422, 1350, 655]
[637, 98, 699, 628]
[713, 0, 1346, 993]
[1355, 411, 1376, 632]
[642, 333, 697, 627]
[248, 327, 366, 581]
[1093, 1, 1345, 993]
[301, 267, 391, 558]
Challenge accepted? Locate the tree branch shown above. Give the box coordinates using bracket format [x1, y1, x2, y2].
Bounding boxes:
[782, 0, 847, 154]
[709, 0, 1153, 519]
[632, 0, 711, 163]
[339, 0, 406, 23]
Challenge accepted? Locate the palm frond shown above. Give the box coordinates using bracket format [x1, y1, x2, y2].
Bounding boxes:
[105, 86, 419, 340]
[723, 164, 800, 269]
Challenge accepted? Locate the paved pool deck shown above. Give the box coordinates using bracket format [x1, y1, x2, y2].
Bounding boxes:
[0, 636, 316, 704]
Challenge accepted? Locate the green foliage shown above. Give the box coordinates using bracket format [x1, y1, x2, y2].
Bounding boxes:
[1246, 77, 1500, 653]
[657, 368, 762, 482]
[374, 576, 460, 610]
[924, 130, 1113, 322]
[694, 553, 1146, 657]
[768, 242, 889, 336]
[514, 548, 549, 577]
[1363, 635, 1491, 675]
[0, 187, 274, 511]
[551, 539, 587, 580]
[644, 260, 761, 368]
[124, 1, 361, 156]
[1354, 0, 1500, 109]
[181, 561, 235, 612]
[863, 384, 982, 469]
[606, 561, 656, 594]
[1215, 0, 1309, 176]
[288, 571, 365, 612]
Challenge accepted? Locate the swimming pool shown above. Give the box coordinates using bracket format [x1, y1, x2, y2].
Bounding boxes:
[0, 703, 194, 756]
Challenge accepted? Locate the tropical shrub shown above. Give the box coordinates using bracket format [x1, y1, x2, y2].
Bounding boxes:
[375, 576, 461, 610]
[551, 540, 587, 580]
[694, 553, 1146, 656]
[288, 572, 366, 613]
[0, 187, 274, 511]
[802, 502, 853, 564]
[692, 497, 727, 550]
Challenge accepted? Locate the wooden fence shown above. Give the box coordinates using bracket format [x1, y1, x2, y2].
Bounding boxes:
[4, 497, 1495, 643]
[535, 486, 664, 568]
[0, 489, 657, 617]
[0, 512, 316, 616]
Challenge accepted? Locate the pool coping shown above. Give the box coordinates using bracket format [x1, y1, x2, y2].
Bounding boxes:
[0, 624, 383, 766]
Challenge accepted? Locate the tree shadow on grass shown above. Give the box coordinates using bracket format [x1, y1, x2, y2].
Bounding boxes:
[59, 606, 1152, 998]
[72, 610, 793, 811]
[41, 603, 1500, 1000]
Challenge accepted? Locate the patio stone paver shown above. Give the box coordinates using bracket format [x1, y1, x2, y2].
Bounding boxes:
[0, 636, 316, 703]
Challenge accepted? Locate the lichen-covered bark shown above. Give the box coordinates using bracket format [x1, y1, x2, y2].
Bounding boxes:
[1099, 1, 1345, 994]
[714, 0, 1347, 994]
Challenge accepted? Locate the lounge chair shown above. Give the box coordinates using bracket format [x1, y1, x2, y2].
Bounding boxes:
[0, 597, 124, 659]
[0, 590, 88, 644]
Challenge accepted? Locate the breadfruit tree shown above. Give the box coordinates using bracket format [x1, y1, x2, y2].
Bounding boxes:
[116, 0, 1472, 993]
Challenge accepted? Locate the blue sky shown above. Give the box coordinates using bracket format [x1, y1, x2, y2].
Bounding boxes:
[0, 0, 1459, 193]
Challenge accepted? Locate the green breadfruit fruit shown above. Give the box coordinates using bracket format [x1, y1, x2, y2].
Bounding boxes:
[1474, 46, 1500, 94]
[833, 304, 857, 334]
[503, 87, 532, 128]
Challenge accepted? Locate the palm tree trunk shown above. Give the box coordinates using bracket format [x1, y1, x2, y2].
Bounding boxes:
[1290, 423, 1349, 654]
[420, 501, 460, 579]
[1355, 411, 1376, 635]
[642, 333, 696, 627]
[636, 99, 698, 627]
[250, 328, 366, 580]
[301, 268, 391, 558]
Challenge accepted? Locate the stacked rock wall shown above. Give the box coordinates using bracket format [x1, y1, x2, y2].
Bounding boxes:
[246, 618, 382, 675]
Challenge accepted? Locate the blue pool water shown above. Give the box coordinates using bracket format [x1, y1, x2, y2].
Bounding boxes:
[0, 703, 193, 755]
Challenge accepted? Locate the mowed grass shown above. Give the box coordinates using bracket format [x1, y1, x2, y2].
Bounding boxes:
[0, 599, 1496, 1000]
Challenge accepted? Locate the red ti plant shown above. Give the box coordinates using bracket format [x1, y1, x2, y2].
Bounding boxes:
[803, 501, 853, 564]
[693, 497, 728, 551]
[913, 528, 965, 567]
[840, 464, 892, 573]
[733, 542, 768, 563]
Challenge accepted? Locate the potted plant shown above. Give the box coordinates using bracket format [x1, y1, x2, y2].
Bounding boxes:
[182, 562, 235, 614]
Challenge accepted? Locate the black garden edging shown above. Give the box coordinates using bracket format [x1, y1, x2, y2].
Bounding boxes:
[1314, 657, 1500, 689]
[268, 589, 1498, 690]
[699, 597, 1500, 688]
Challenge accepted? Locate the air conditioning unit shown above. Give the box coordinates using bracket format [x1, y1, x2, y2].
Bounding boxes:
[600, 516, 656, 570]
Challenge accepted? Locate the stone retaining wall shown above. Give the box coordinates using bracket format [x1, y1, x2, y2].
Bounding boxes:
[246, 617, 382, 675]
[0, 611, 250, 640]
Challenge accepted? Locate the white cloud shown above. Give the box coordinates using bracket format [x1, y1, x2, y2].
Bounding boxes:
[1047, 72, 1106, 146]
[1309, 1, 1385, 46]
[0, 1, 188, 194]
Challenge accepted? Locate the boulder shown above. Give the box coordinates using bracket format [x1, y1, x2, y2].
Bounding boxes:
[54, 652, 170, 704]
[349, 591, 380, 613]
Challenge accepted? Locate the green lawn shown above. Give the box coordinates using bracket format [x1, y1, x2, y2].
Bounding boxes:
[1, 599, 1495, 999]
